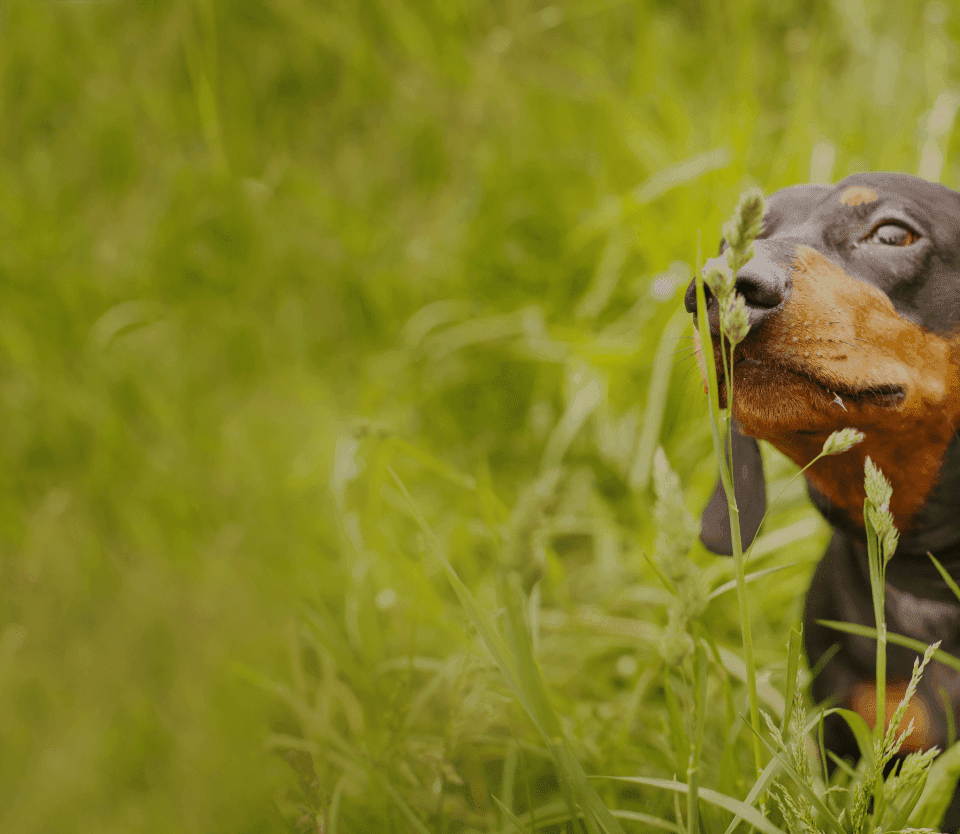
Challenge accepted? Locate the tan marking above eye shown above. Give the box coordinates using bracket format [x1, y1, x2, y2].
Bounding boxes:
[839, 185, 879, 206]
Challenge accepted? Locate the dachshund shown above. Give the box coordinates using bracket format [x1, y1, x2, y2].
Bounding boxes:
[685, 172, 960, 825]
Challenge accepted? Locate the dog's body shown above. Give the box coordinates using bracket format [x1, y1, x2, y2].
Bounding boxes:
[686, 173, 960, 821]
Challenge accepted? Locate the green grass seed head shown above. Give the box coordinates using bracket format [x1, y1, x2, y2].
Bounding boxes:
[864, 456, 899, 559]
[720, 294, 750, 345]
[722, 188, 766, 275]
[704, 263, 734, 299]
[821, 427, 865, 457]
[882, 641, 942, 765]
[864, 455, 894, 510]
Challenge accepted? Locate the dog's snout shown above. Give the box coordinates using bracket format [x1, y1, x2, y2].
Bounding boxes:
[682, 279, 700, 314]
[684, 248, 788, 335]
[735, 260, 787, 313]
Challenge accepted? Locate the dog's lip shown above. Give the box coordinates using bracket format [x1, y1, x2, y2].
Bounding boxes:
[730, 355, 907, 407]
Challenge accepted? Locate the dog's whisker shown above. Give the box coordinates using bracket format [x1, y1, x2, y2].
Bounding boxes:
[848, 335, 901, 359]
[836, 338, 870, 355]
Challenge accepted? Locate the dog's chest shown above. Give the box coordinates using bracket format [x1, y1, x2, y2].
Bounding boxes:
[886, 581, 960, 646]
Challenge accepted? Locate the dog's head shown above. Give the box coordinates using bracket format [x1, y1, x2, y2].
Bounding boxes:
[687, 173, 960, 553]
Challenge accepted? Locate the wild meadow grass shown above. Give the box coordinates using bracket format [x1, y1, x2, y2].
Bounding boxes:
[5, 0, 960, 832]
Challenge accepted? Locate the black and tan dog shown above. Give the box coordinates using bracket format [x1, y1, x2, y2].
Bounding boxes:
[685, 173, 960, 815]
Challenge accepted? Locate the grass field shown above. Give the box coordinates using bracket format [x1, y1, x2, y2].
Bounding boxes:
[3, 1, 960, 832]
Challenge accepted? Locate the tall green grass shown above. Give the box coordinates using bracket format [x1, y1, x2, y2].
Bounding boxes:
[3, 0, 960, 831]
[690, 195, 958, 833]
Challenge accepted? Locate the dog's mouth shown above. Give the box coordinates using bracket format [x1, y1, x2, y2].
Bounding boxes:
[824, 381, 907, 408]
[732, 355, 907, 409]
[696, 329, 907, 411]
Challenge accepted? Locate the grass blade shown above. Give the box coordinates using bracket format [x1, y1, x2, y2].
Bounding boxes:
[379, 775, 434, 834]
[745, 721, 847, 834]
[631, 306, 689, 490]
[721, 754, 784, 834]
[910, 741, 960, 829]
[708, 562, 801, 601]
[391, 469, 626, 834]
[928, 552, 960, 602]
[817, 619, 960, 673]
[601, 776, 786, 834]
[492, 795, 532, 834]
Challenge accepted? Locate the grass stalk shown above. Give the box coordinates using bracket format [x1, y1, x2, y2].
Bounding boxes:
[862, 456, 900, 814]
[686, 644, 708, 833]
[694, 193, 766, 778]
[694, 194, 870, 804]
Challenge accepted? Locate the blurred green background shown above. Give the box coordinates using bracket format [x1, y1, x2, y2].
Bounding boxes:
[3, 0, 959, 831]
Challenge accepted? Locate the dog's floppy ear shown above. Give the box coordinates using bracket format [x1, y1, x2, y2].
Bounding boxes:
[699, 424, 767, 555]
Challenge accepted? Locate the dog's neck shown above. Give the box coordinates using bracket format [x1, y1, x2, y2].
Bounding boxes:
[804, 432, 960, 564]
[764, 424, 957, 542]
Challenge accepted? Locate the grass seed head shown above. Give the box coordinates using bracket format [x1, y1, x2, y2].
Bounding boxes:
[720, 294, 749, 345]
[864, 455, 893, 510]
[703, 263, 734, 301]
[821, 427, 865, 456]
[722, 188, 765, 273]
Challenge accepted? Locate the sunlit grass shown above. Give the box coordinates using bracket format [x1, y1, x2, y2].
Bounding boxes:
[3, 0, 960, 831]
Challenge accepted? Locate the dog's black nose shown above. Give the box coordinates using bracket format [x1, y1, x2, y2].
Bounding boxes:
[684, 248, 788, 336]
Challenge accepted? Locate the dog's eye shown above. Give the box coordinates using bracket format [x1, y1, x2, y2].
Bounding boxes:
[864, 222, 919, 246]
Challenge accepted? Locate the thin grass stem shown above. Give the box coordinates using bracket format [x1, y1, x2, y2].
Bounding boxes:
[694, 253, 763, 780]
